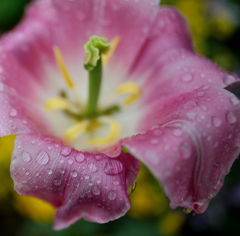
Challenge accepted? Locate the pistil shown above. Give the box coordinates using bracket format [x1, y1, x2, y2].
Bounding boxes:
[84, 36, 111, 118]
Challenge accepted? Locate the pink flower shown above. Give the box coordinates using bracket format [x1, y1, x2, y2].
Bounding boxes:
[0, 0, 240, 230]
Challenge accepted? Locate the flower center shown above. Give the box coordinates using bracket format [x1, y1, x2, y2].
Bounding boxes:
[44, 36, 140, 148]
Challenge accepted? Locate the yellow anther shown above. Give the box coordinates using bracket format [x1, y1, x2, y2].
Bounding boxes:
[87, 118, 120, 146]
[53, 46, 74, 89]
[44, 97, 70, 111]
[115, 82, 140, 106]
[63, 121, 88, 142]
[102, 36, 120, 66]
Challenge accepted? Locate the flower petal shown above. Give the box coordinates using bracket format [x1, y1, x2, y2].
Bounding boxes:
[10, 133, 140, 230]
[131, 7, 239, 104]
[123, 85, 240, 213]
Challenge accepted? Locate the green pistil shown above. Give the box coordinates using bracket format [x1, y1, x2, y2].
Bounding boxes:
[84, 36, 111, 118]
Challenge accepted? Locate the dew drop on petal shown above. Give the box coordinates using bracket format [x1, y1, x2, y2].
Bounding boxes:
[230, 96, 239, 105]
[173, 129, 182, 137]
[22, 152, 31, 162]
[153, 129, 162, 136]
[9, 109, 17, 117]
[108, 191, 117, 200]
[182, 74, 193, 82]
[183, 208, 191, 214]
[47, 169, 53, 175]
[212, 116, 222, 127]
[54, 179, 61, 186]
[128, 182, 137, 194]
[68, 159, 73, 165]
[93, 186, 100, 195]
[113, 180, 119, 186]
[104, 160, 123, 175]
[60, 169, 65, 174]
[223, 75, 236, 86]
[36, 151, 49, 165]
[179, 142, 191, 159]
[95, 155, 102, 161]
[226, 111, 237, 124]
[61, 146, 72, 156]
[88, 163, 98, 173]
[76, 153, 85, 163]
[71, 170, 78, 178]
[85, 174, 89, 180]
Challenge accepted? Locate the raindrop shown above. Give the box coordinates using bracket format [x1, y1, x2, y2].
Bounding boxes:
[22, 152, 31, 162]
[128, 182, 137, 194]
[93, 186, 101, 195]
[76, 153, 85, 163]
[96, 179, 101, 184]
[212, 116, 222, 127]
[197, 92, 205, 97]
[71, 170, 78, 178]
[183, 208, 191, 214]
[223, 75, 236, 86]
[113, 180, 119, 186]
[59, 169, 65, 174]
[85, 174, 89, 180]
[202, 84, 210, 91]
[187, 111, 196, 120]
[179, 142, 191, 159]
[153, 129, 162, 136]
[88, 163, 98, 173]
[173, 129, 182, 137]
[230, 96, 239, 105]
[36, 151, 49, 165]
[95, 155, 102, 161]
[182, 74, 193, 82]
[108, 191, 117, 200]
[53, 179, 61, 186]
[9, 109, 17, 117]
[61, 146, 71, 156]
[35, 171, 39, 176]
[104, 160, 123, 175]
[226, 111, 237, 124]
[68, 159, 73, 165]
[47, 169, 53, 175]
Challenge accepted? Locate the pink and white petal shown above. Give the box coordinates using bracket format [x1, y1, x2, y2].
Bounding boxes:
[130, 7, 239, 104]
[10, 133, 139, 230]
[123, 85, 240, 214]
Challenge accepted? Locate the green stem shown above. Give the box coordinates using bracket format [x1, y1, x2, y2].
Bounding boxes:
[85, 57, 102, 118]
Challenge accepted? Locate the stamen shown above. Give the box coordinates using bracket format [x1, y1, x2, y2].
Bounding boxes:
[44, 97, 70, 111]
[53, 46, 75, 89]
[115, 82, 140, 106]
[102, 36, 120, 66]
[87, 118, 120, 146]
[63, 121, 88, 142]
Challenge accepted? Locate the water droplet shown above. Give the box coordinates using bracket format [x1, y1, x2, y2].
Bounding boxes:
[96, 179, 101, 184]
[197, 92, 205, 97]
[76, 153, 85, 163]
[128, 182, 137, 194]
[182, 74, 193, 82]
[199, 104, 208, 111]
[113, 180, 119, 186]
[153, 129, 162, 136]
[22, 152, 31, 162]
[95, 155, 102, 161]
[223, 75, 236, 85]
[88, 163, 98, 172]
[36, 151, 49, 165]
[183, 208, 191, 214]
[226, 111, 237, 124]
[230, 96, 239, 105]
[35, 171, 39, 176]
[25, 171, 29, 175]
[179, 142, 191, 159]
[202, 84, 210, 91]
[53, 179, 61, 186]
[108, 191, 117, 200]
[104, 160, 123, 175]
[187, 111, 196, 120]
[85, 174, 89, 180]
[213, 180, 222, 191]
[173, 129, 182, 137]
[93, 186, 100, 195]
[9, 109, 17, 117]
[71, 170, 78, 178]
[61, 146, 71, 156]
[68, 159, 73, 165]
[47, 169, 53, 175]
[59, 169, 65, 174]
[212, 116, 222, 127]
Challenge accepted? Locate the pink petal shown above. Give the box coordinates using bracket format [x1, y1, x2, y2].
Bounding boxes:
[1, 0, 160, 80]
[11, 133, 139, 230]
[131, 7, 239, 104]
[123, 85, 240, 213]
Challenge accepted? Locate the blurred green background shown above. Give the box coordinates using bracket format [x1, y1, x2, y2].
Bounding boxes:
[0, 0, 240, 235]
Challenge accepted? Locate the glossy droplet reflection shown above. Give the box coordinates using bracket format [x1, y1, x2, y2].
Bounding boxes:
[36, 151, 49, 165]
[22, 152, 31, 162]
[75, 153, 85, 163]
[108, 191, 117, 200]
[183, 208, 191, 214]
